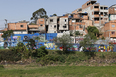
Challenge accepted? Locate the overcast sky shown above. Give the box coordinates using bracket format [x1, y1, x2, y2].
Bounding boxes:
[0, 0, 115, 29]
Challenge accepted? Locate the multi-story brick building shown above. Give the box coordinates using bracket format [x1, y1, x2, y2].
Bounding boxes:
[69, 13, 93, 35]
[8, 22, 28, 34]
[109, 4, 116, 21]
[103, 20, 116, 39]
[81, 0, 109, 29]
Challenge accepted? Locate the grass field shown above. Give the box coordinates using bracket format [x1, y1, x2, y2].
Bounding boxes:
[0, 65, 116, 77]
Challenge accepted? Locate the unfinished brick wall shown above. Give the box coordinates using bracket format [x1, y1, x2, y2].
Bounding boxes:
[8, 23, 27, 30]
[109, 8, 116, 14]
[36, 18, 45, 25]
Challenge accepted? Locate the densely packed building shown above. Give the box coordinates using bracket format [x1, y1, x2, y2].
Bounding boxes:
[1, 0, 116, 40]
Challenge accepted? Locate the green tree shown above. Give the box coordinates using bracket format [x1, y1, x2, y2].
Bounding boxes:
[13, 42, 30, 59]
[53, 14, 57, 16]
[2, 30, 14, 41]
[35, 36, 40, 48]
[31, 8, 48, 23]
[75, 31, 80, 36]
[87, 26, 99, 36]
[53, 34, 73, 51]
[80, 33, 97, 58]
[27, 39, 36, 50]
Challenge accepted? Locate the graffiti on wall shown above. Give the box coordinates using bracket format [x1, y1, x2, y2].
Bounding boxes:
[13, 36, 21, 42]
[39, 34, 45, 42]
[107, 46, 113, 52]
[98, 45, 106, 52]
[68, 45, 79, 51]
[44, 43, 58, 49]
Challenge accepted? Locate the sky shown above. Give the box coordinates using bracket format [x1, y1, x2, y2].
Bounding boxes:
[0, 0, 116, 30]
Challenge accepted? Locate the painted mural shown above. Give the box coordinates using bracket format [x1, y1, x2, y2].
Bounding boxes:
[98, 45, 106, 52]
[68, 44, 79, 51]
[107, 46, 113, 52]
[1, 33, 116, 51]
[44, 43, 58, 50]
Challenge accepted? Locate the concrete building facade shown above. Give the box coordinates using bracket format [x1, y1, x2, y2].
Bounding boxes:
[47, 16, 58, 33]
[59, 15, 69, 33]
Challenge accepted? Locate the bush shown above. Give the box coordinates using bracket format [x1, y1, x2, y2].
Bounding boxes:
[38, 55, 66, 65]
[99, 54, 105, 59]
[84, 51, 96, 59]
[66, 55, 78, 62]
[0, 65, 4, 69]
[12, 42, 30, 59]
[32, 46, 48, 58]
[0, 49, 21, 61]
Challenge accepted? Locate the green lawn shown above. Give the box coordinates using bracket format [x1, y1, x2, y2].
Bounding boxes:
[0, 65, 116, 77]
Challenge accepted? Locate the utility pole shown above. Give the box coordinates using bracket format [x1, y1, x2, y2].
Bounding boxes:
[5, 19, 7, 28]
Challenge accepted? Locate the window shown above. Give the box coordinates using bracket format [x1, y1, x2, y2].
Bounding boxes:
[72, 20, 75, 22]
[50, 19, 53, 22]
[112, 25, 115, 27]
[63, 24, 67, 28]
[100, 7, 103, 9]
[112, 31, 115, 34]
[104, 7, 108, 10]
[51, 25, 52, 27]
[20, 25, 23, 27]
[40, 25, 43, 26]
[54, 25, 56, 28]
[65, 19, 67, 22]
[94, 6, 99, 8]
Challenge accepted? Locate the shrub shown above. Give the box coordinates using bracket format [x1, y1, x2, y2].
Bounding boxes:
[12, 42, 30, 59]
[0, 65, 4, 69]
[0, 49, 21, 61]
[56, 55, 65, 63]
[32, 46, 48, 58]
[66, 55, 78, 62]
[99, 53, 105, 59]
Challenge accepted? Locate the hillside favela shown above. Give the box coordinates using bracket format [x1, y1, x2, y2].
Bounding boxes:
[0, 0, 116, 77]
